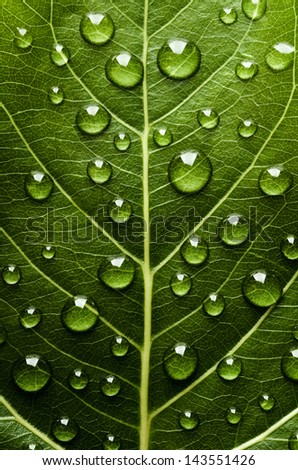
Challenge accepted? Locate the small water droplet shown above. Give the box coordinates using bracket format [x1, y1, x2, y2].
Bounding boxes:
[12, 354, 51, 392]
[242, 0, 267, 20]
[100, 375, 121, 397]
[14, 27, 33, 49]
[281, 235, 298, 260]
[238, 119, 258, 138]
[27, 443, 44, 450]
[61, 296, 98, 333]
[80, 12, 114, 45]
[163, 342, 198, 380]
[2, 265, 21, 285]
[266, 43, 295, 71]
[108, 198, 132, 223]
[111, 336, 129, 357]
[153, 128, 173, 147]
[197, 108, 219, 129]
[98, 255, 135, 290]
[105, 52, 143, 89]
[87, 158, 112, 184]
[236, 60, 258, 80]
[259, 166, 293, 196]
[288, 431, 298, 450]
[217, 356, 242, 381]
[179, 410, 200, 430]
[114, 132, 131, 151]
[293, 326, 298, 341]
[41, 245, 56, 260]
[25, 170, 54, 201]
[170, 273, 192, 297]
[168, 150, 212, 195]
[281, 347, 298, 382]
[258, 393, 275, 411]
[219, 7, 238, 25]
[0, 324, 7, 345]
[51, 44, 70, 66]
[52, 417, 79, 442]
[157, 39, 201, 80]
[218, 214, 249, 246]
[48, 86, 64, 105]
[76, 104, 111, 135]
[242, 270, 282, 307]
[19, 306, 42, 329]
[103, 434, 120, 450]
[180, 235, 209, 266]
[68, 368, 89, 390]
[226, 406, 242, 424]
[203, 292, 225, 317]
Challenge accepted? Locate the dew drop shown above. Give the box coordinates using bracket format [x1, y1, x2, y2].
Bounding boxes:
[87, 158, 112, 184]
[281, 235, 298, 260]
[61, 295, 98, 333]
[259, 166, 293, 196]
[68, 368, 89, 390]
[25, 171, 54, 201]
[288, 431, 298, 450]
[157, 39, 201, 80]
[242, 270, 282, 307]
[281, 347, 298, 382]
[203, 292, 225, 317]
[218, 214, 249, 246]
[51, 44, 70, 66]
[2, 265, 21, 285]
[219, 7, 238, 25]
[170, 273, 192, 297]
[114, 133, 131, 152]
[12, 354, 51, 392]
[226, 406, 242, 424]
[163, 342, 198, 381]
[52, 417, 79, 442]
[217, 356, 242, 381]
[103, 434, 121, 450]
[258, 393, 275, 411]
[180, 235, 209, 266]
[153, 128, 173, 147]
[76, 103, 111, 135]
[80, 12, 114, 45]
[41, 245, 56, 260]
[111, 336, 129, 357]
[266, 43, 295, 71]
[27, 443, 44, 450]
[98, 255, 135, 290]
[108, 198, 132, 223]
[238, 119, 258, 138]
[100, 375, 121, 397]
[48, 86, 64, 105]
[19, 306, 42, 329]
[0, 324, 7, 345]
[242, 0, 267, 21]
[179, 410, 200, 430]
[14, 27, 32, 49]
[168, 150, 212, 195]
[105, 52, 143, 89]
[197, 108, 219, 130]
[236, 60, 258, 80]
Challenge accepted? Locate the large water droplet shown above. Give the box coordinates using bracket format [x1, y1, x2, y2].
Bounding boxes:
[236, 60, 258, 80]
[179, 410, 200, 430]
[288, 431, 298, 450]
[19, 306, 42, 329]
[68, 368, 89, 390]
[76, 104, 111, 135]
[242, 270, 282, 307]
[48, 86, 64, 105]
[281, 347, 298, 382]
[164, 342, 198, 380]
[180, 235, 209, 266]
[114, 133, 131, 151]
[266, 43, 295, 71]
[103, 434, 120, 450]
[203, 292, 225, 317]
[98, 256, 135, 290]
[170, 273, 192, 297]
[2, 265, 21, 285]
[61, 296, 98, 333]
[168, 151, 212, 195]
[153, 128, 173, 147]
[281, 235, 298, 260]
[105, 52, 143, 89]
[258, 393, 275, 411]
[0, 324, 7, 345]
[242, 0, 267, 20]
[51, 44, 70, 66]
[197, 108, 219, 129]
[52, 417, 79, 442]
[41, 245, 56, 260]
[14, 27, 32, 49]
[218, 214, 249, 246]
[238, 119, 258, 138]
[12, 354, 51, 392]
[219, 7, 238, 25]
[80, 12, 114, 45]
[226, 406, 242, 424]
[259, 166, 293, 196]
[108, 198, 132, 223]
[100, 375, 121, 397]
[111, 336, 129, 357]
[157, 39, 201, 80]
[87, 158, 112, 184]
[25, 171, 54, 201]
[217, 356, 242, 381]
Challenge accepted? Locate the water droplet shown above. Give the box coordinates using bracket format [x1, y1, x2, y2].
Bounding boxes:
[80, 12, 114, 45]
[25, 170, 54, 201]
[100, 375, 121, 397]
[168, 151, 212, 195]
[203, 292, 225, 317]
[153, 128, 173, 147]
[51, 44, 70, 66]
[219, 7, 238, 25]
[197, 108, 219, 129]
[61, 296, 98, 333]
[163, 342, 198, 381]
[19, 306, 42, 329]
[170, 273, 192, 297]
[180, 235, 209, 266]
[259, 166, 293, 196]
[114, 133, 131, 151]
[52, 417, 79, 442]
[68, 368, 89, 390]
[217, 356, 242, 381]
[242, 270, 282, 307]
[157, 39, 201, 80]
[288, 431, 298, 450]
[41, 245, 56, 260]
[179, 410, 200, 430]
[281, 235, 298, 260]
[258, 393, 275, 411]
[98, 255, 135, 290]
[111, 336, 129, 357]
[105, 52, 143, 89]
[76, 104, 111, 135]
[266, 43, 295, 71]
[218, 214, 249, 246]
[281, 347, 298, 382]
[27, 443, 44, 450]
[108, 198, 132, 223]
[87, 158, 112, 184]
[242, 0, 267, 20]
[48, 86, 64, 105]
[14, 27, 32, 49]
[2, 265, 21, 285]
[293, 326, 298, 341]
[103, 434, 120, 450]
[236, 60, 258, 80]
[226, 406, 242, 424]
[0, 324, 7, 345]
[238, 119, 258, 138]
[12, 354, 51, 392]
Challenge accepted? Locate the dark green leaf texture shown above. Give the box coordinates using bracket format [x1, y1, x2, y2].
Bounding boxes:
[0, 0, 298, 450]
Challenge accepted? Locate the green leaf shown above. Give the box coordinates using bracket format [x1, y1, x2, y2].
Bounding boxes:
[0, 0, 297, 450]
